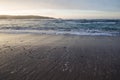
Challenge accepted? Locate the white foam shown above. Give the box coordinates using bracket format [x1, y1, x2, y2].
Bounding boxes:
[0, 30, 119, 36]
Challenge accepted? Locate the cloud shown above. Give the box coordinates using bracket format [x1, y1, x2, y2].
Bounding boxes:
[31, 0, 120, 11]
[0, 0, 120, 11]
[0, 0, 120, 18]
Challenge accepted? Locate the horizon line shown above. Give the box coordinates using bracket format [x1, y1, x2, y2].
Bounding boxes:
[0, 15, 120, 20]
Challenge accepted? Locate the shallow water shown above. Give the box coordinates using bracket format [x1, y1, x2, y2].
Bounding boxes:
[0, 19, 120, 36]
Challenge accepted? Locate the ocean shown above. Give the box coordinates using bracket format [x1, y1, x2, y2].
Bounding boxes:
[0, 19, 120, 36]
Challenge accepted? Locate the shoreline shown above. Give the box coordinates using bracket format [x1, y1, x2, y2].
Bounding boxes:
[0, 30, 119, 37]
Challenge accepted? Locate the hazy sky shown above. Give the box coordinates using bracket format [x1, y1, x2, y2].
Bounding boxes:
[0, 0, 120, 19]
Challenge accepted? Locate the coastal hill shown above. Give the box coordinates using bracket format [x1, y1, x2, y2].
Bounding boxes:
[0, 15, 55, 19]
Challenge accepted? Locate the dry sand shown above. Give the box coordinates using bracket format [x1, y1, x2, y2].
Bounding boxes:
[0, 33, 120, 80]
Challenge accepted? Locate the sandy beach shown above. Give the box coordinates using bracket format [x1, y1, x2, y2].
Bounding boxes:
[0, 33, 120, 80]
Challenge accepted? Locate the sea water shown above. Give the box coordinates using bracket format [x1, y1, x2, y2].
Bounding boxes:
[0, 19, 120, 36]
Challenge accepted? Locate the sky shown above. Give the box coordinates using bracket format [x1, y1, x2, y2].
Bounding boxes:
[0, 0, 120, 19]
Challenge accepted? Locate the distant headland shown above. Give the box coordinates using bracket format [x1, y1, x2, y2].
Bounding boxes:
[0, 15, 55, 19]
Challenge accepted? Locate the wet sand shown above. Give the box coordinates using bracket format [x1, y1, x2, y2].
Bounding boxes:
[0, 33, 120, 80]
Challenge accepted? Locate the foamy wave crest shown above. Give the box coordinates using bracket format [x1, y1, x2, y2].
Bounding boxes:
[0, 29, 119, 36]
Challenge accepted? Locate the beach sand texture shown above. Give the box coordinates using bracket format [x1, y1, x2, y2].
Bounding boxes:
[0, 33, 120, 80]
